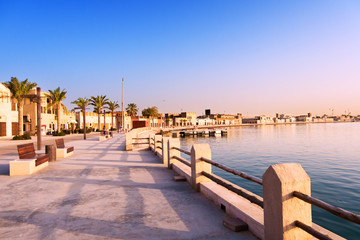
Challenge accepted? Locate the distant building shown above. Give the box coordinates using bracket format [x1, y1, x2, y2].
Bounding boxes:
[205, 109, 211, 116]
[165, 112, 197, 126]
[0, 83, 18, 137]
[276, 113, 296, 123]
[209, 113, 242, 125]
[243, 115, 274, 124]
[295, 115, 313, 122]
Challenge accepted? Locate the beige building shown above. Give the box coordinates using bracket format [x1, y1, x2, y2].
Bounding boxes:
[0, 83, 18, 137]
[165, 112, 197, 127]
[115, 111, 133, 130]
[22, 88, 77, 135]
[76, 111, 119, 130]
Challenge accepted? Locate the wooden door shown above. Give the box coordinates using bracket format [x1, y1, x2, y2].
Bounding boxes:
[12, 122, 19, 136]
[0, 122, 6, 136]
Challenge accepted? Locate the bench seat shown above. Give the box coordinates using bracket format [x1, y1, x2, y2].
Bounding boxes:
[55, 139, 74, 158]
[10, 143, 50, 176]
[56, 148, 74, 158]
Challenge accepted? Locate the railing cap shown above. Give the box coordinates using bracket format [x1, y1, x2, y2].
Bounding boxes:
[263, 163, 310, 184]
[191, 143, 211, 156]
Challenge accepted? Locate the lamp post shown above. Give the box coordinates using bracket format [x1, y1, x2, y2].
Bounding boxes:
[36, 87, 41, 150]
[121, 77, 125, 132]
[22, 87, 43, 150]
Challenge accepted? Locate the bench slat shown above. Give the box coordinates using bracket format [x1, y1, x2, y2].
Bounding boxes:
[17, 143, 49, 166]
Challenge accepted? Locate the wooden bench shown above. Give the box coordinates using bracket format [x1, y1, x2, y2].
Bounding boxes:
[10, 143, 49, 176]
[55, 138, 74, 158]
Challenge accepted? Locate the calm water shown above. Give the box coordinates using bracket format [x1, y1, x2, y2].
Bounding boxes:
[179, 122, 360, 239]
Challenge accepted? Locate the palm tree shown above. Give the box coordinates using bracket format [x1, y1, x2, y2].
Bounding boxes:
[90, 95, 109, 130]
[3, 77, 37, 135]
[107, 101, 120, 129]
[46, 87, 67, 132]
[126, 103, 138, 117]
[71, 97, 90, 140]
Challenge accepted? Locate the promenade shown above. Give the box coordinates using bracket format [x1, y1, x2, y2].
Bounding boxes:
[0, 134, 255, 239]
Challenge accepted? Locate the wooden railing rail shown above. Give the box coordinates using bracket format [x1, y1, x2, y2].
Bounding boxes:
[156, 140, 162, 143]
[171, 147, 191, 156]
[202, 171, 263, 208]
[293, 191, 360, 225]
[295, 221, 333, 240]
[173, 155, 191, 167]
[200, 157, 263, 185]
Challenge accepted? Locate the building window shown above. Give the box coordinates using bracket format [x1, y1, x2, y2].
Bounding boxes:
[11, 102, 17, 111]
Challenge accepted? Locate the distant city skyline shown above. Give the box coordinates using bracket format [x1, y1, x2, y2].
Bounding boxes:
[1, 1, 360, 116]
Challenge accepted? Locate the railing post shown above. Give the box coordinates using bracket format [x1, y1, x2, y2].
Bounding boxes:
[167, 138, 180, 169]
[125, 132, 133, 151]
[149, 135, 155, 152]
[162, 137, 170, 166]
[154, 135, 162, 156]
[263, 163, 312, 240]
[191, 144, 212, 192]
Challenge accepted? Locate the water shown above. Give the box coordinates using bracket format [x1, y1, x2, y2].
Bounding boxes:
[179, 123, 360, 239]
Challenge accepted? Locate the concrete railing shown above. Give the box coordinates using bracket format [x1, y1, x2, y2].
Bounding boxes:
[125, 127, 152, 151]
[147, 134, 356, 240]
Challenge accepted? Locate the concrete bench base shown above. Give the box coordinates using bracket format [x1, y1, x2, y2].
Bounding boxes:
[56, 148, 74, 158]
[10, 159, 49, 176]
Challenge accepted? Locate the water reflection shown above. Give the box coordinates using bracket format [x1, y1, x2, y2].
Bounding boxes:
[179, 123, 360, 239]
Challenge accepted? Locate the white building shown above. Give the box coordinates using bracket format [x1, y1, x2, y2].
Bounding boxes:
[0, 83, 18, 137]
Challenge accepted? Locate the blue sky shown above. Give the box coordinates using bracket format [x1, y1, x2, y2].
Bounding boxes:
[1, 1, 360, 116]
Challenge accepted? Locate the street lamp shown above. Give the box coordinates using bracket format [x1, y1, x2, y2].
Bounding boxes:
[21, 87, 43, 150]
[121, 77, 125, 132]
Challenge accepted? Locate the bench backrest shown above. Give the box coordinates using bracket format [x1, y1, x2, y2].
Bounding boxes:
[55, 138, 65, 148]
[17, 143, 36, 159]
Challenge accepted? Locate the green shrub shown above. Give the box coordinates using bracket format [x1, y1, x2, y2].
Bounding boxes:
[12, 134, 32, 140]
[23, 133, 31, 139]
[52, 131, 66, 136]
[12, 135, 22, 140]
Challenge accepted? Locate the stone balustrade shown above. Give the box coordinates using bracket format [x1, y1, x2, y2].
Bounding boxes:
[128, 132, 355, 240]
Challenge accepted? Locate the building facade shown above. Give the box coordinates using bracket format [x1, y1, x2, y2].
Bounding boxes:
[0, 83, 18, 137]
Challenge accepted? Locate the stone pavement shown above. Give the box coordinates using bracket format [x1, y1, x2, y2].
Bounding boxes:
[0, 134, 256, 239]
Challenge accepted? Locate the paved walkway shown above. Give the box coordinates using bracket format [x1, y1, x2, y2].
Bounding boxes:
[0, 134, 256, 239]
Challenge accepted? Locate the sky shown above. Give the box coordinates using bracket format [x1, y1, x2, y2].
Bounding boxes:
[1, 0, 360, 116]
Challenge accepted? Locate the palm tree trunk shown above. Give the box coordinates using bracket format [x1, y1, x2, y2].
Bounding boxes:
[18, 102, 23, 135]
[83, 108, 86, 140]
[104, 112, 106, 130]
[57, 105, 61, 132]
[98, 111, 101, 130]
[111, 111, 114, 129]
